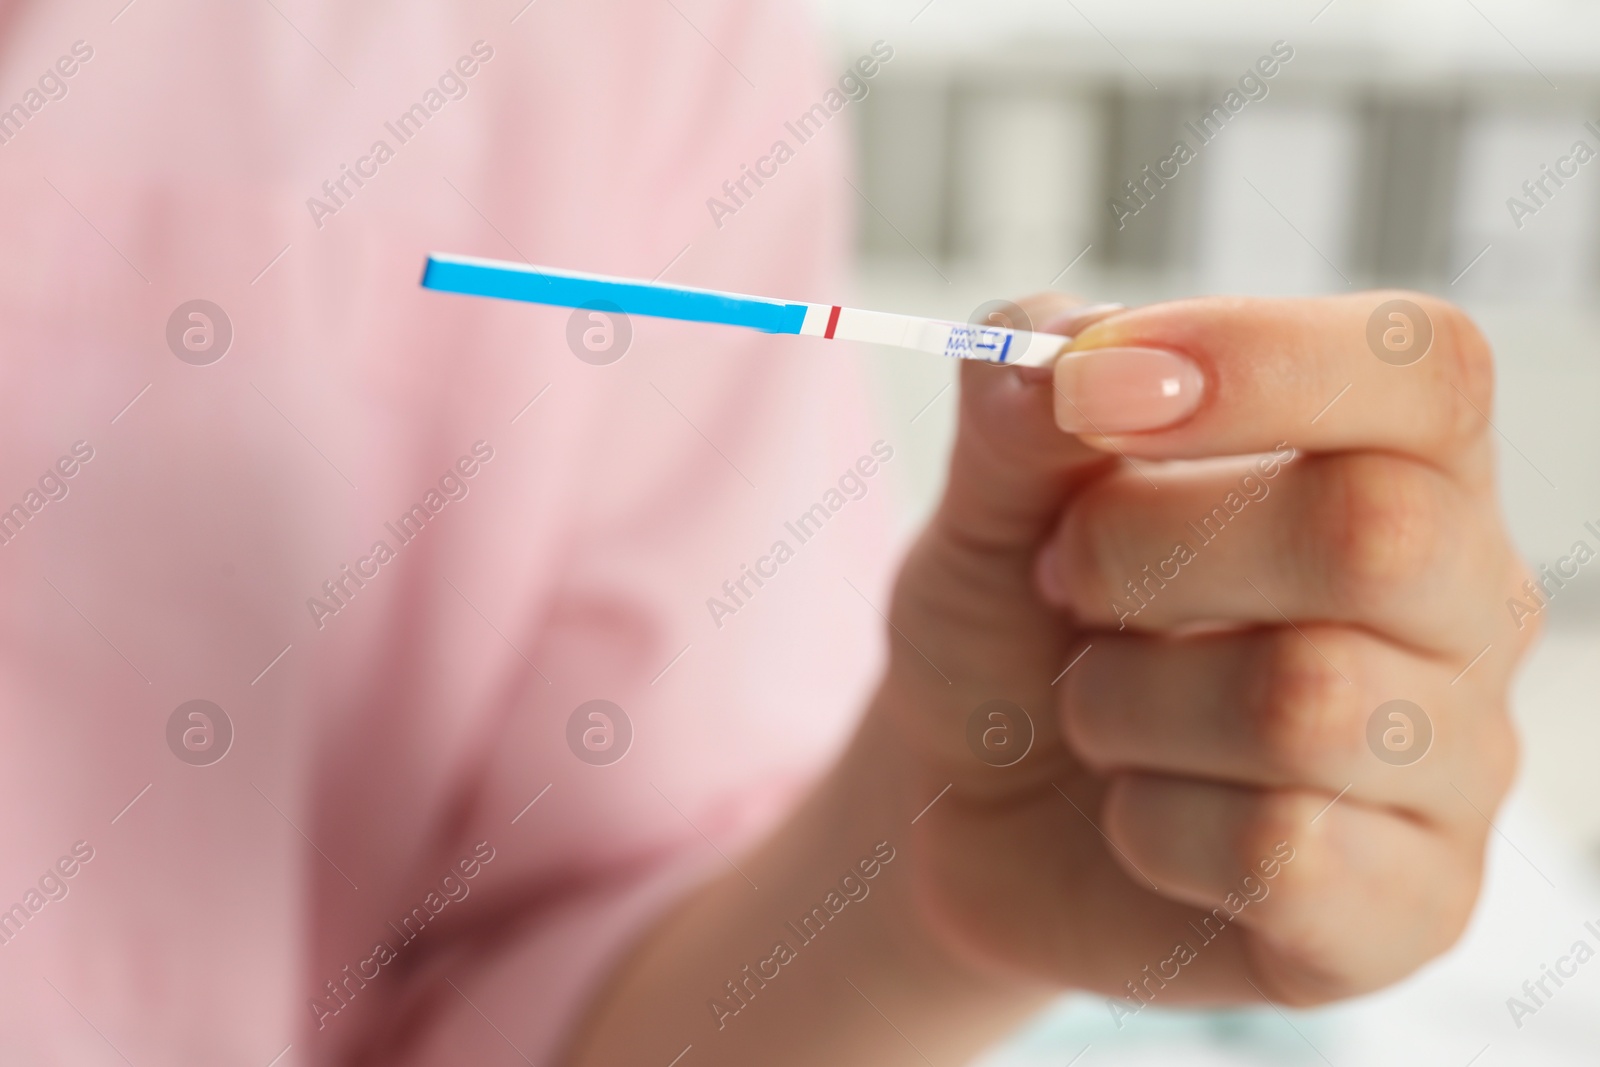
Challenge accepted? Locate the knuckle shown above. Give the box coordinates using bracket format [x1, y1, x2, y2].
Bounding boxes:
[1231, 793, 1322, 892]
[1399, 849, 1482, 961]
[1317, 458, 1440, 608]
[1507, 563, 1547, 651]
[1251, 629, 1359, 778]
[1476, 710, 1521, 804]
[1436, 875, 1481, 951]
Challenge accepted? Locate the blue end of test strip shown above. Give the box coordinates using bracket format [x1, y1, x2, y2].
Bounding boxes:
[421, 254, 811, 335]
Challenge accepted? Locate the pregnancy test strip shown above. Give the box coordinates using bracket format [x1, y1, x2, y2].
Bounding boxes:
[420, 253, 1070, 367]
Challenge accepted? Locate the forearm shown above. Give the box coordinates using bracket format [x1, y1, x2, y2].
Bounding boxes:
[560, 701, 1048, 1067]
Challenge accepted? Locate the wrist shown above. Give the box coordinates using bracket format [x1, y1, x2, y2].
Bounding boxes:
[803, 700, 1058, 1032]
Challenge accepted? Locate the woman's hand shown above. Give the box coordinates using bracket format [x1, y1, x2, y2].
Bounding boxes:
[882, 291, 1532, 1009]
[566, 291, 1534, 1067]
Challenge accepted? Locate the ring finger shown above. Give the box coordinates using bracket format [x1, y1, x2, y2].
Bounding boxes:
[1057, 624, 1519, 821]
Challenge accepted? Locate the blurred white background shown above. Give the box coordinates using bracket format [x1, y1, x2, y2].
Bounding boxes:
[812, 1, 1600, 1063]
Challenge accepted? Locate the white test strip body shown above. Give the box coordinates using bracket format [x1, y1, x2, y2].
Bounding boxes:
[420, 253, 1072, 367]
[797, 304, 1068, 367]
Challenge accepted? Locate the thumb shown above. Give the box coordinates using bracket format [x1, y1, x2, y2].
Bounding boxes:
[934, 294, 1124, 553]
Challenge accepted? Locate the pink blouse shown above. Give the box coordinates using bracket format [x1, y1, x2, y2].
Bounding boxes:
[0, 1, 892, 1062]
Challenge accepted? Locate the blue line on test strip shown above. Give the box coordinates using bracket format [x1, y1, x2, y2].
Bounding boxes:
[421, 253, 811, 334]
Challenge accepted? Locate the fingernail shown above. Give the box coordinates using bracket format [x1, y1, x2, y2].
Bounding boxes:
[1053, 347, 1204, 434]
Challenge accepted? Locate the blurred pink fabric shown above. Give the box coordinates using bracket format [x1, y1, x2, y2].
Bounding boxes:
[0, 1, 893, 1063]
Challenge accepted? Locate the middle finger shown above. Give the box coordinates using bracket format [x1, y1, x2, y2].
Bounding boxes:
[1037, 451, 1508, 656]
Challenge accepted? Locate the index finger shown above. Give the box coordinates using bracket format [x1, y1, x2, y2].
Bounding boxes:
[1053, 292, 1494, 474]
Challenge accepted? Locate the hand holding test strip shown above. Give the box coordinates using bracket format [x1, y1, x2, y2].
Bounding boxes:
[421, 255, 1533, 1061]
[420, 252, 1074, 366]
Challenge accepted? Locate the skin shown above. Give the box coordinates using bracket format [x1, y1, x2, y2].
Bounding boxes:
[562, 292, 1534, 1066]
